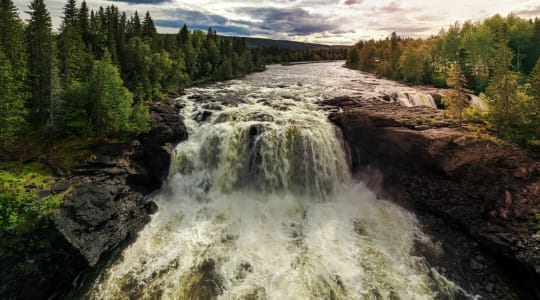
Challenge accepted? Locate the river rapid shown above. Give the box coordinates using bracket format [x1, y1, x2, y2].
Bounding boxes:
[84, 62, 477, 299]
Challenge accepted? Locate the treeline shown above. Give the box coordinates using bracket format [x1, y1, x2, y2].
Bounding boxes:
[347, 14, 540, 145]
[0, 0, 265, 143]
[263, 47, 347, 64]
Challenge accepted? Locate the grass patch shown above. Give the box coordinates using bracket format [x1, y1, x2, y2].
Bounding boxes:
[0, 161, 67, 232]
[2, 133, 109, 172]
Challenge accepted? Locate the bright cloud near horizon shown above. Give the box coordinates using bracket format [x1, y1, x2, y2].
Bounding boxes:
[13, 0, 540, 45]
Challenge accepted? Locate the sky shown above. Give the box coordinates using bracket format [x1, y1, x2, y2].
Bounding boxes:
[13, 0, 540, 45]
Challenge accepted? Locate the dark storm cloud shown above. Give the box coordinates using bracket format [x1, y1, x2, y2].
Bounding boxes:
[237, 7, 339, 36]
[162, 8, 228, 26]
[109, 0, 171, 4]
[155, 20, 251, 36]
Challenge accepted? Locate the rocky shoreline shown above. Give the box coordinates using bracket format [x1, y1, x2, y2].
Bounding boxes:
[322, 96, 540, 299]
[0, 99, 187, 299]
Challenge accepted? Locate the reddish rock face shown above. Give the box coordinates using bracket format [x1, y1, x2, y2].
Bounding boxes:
[321, 96, 540, 294]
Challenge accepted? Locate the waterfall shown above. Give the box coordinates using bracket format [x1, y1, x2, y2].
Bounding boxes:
[84, 62, 472, 300]
[395, 92, 437, 108]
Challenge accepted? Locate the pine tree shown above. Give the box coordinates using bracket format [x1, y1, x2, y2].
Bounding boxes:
[0, 0, 27, 82]
[177, 24, 189, 47]
[443, 63, 469, 127]
[0, 49, 26, 145]
[487, 40, 514, 124]
[88, 52, 133, 135]
[142, 11, 156, 39]
[122, 37, 152, 101]
[485, 40, 527, 139]
[128, 11, 142, 38]
[530, 58, 540, 138]
[26, 0, 56, 125]
[58, 0, 91, 84]
[79, 0, 90, 47]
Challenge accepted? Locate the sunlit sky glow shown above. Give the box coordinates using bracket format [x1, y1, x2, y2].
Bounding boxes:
[13, 0, 540, 45]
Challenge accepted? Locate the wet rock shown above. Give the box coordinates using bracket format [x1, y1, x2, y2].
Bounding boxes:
[139, 100, 188, 186]
[471, 258, 483, 271]
[505, 190, 512, 207]
[52, 181, 70, 194]
[194, 110, 213, 122]
[144, 201, 158, 215]
[38, 189, 51, 198]
[51, 165, 66, 177]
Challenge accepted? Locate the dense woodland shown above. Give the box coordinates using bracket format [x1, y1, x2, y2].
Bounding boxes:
[347, 14, 540, 145]
[0, 0, 266, 144]
[261, 46, 347, 64]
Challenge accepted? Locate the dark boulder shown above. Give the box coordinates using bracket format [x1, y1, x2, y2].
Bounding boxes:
[52, 181, 70, 194]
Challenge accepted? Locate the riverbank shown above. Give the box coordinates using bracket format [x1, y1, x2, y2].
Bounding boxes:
[0, 99, 188, 299]
[321, 95, 540, 298]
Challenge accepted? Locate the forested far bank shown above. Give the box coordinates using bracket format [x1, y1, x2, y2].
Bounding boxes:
[0, 0, 266, 145]
[260, 46, 347, 64]
[347, 14, 540, 146]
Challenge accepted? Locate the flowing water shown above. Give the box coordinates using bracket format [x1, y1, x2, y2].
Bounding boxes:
[86, 62, 475, 299]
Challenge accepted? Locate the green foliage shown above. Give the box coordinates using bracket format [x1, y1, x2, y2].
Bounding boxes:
[58, 0, 92, 84]
[443, 64, 469, 126]
[0, 0, 27, 82]
[89, 54, 133, 136]
[130, 100, 150, 134]
[122, 37, 152, 101]
[347, 14, 540, 145]
[25, 0, 56, 124]
[0, 50, 27, 145]
[530, 58, 540, 138]
[4, 0, 265, 141]
[399, 44, 432, 84]
[63, 80, 92, 134]
[0, 162, 64, 232]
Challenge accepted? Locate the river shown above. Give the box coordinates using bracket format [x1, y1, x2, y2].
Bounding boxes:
[84, 62, 476, 299]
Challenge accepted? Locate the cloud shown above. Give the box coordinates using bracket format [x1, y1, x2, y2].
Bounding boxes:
[371, 1, 416, 14]
[237, 7, 339, 36]
[108, 0, 171, 4]
[514, 5, 540, 17]
[331, 29, 356, 34]
[155, 20, 252, 36]
[344, 0, 363, 5]
[159, 8, 228, 27]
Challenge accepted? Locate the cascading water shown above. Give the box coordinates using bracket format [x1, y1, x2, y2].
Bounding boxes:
[85, 62, 475, 299]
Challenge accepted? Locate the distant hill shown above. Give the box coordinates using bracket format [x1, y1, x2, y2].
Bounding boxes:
[222, 36, 349, 50]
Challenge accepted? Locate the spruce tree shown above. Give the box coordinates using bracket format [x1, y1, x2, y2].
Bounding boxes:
[58, 0, 91, 84]
[129, 11, 142, 38]
[88, 52, 133, 135]
[142, 11, 156, 39]
[26, 0, 56, 125]
[443, 63, 469, 127]
[79, 0, 90, 48]
[0, 49, 26, 145]
[0, 0, 27, 82]
[177, 24, 189, 47]
[530, 58, 540, 138]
